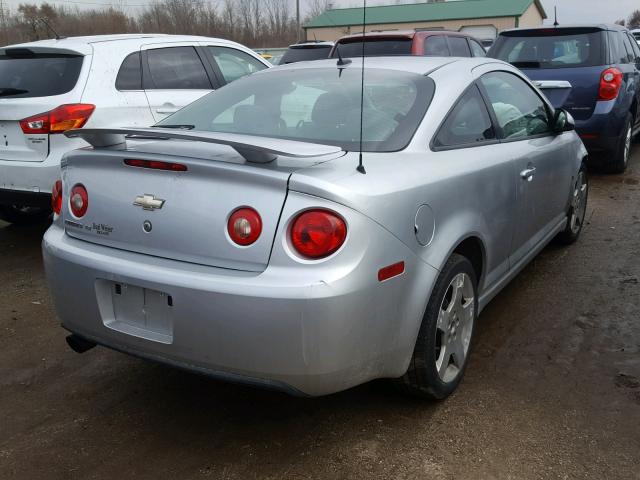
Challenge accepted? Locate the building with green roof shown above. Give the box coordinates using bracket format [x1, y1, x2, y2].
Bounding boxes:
[304, 0, 546, 42]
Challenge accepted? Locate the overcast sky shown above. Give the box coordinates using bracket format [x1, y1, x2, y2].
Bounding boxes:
[0, 0, 637, 25]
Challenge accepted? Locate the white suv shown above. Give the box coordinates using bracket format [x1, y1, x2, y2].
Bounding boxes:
[0, 34, 269, 224]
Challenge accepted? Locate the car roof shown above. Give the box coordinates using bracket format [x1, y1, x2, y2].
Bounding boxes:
[288, 41, 335, 48]
[336, 29, 472, 42]
[0, 34, 243, 56]
[269, 55, 503, 76]
[500, 23, 629, 35]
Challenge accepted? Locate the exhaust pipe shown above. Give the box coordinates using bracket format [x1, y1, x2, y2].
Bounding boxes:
[65, 334, 96, 354]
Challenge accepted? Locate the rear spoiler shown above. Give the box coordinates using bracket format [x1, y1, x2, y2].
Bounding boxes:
[64, 128, 343, 164]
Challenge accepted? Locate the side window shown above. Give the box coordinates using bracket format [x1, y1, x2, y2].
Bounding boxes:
[448, 36, 471, 57]
[609, 31, 628, 64]
[207, 47, 267, 84]
[480, 71, 552, 140]
[469, 40, 487, 57]
[621, 33, 636, 63]
[433, 84, 495, 148]
[425, 36, 450, 56]
[630, 34, 640, 58]
[146, 47, 211, 90]
[115, 52, 142, 90]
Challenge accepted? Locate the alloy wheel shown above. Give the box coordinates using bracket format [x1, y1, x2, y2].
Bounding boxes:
[435, 272, 475, 383]
[623, 124, 632, 167]
[570, 171, 588, 234]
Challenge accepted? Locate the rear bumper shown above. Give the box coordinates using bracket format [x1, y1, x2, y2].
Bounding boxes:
[0, 156, 61, 205]
[43, 218, 438, 396]
[0, 188, 51, 207]
[575, 99, 626, 156]
[0, 136, 87, 205]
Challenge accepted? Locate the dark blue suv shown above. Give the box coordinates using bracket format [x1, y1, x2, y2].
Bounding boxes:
[490, 25, 640, 173]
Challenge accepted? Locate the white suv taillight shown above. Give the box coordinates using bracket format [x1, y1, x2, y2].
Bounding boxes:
[20, 104, 95, 134]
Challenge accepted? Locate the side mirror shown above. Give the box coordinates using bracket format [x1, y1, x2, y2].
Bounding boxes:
[554, 108, 575, 133]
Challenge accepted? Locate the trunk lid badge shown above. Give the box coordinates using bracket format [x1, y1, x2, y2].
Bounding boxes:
[134, 194, 165, 211]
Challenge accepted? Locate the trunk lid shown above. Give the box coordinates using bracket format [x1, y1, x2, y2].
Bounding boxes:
[523, 66, 604, 120]
[0, 98, 66, 162]
[62, 138, 344, 272]
[490, 27, 607, 120]
[0, 48, 86, 162]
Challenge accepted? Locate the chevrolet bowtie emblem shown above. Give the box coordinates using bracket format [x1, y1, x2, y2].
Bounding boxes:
[133, 194, 165, 211]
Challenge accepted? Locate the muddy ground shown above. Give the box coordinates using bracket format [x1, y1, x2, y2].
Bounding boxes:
[1, 148, 639, 480]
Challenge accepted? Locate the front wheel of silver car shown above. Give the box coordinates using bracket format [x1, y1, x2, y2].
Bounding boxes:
[556, 165, 589, 245]
[396, 253, 478, 400]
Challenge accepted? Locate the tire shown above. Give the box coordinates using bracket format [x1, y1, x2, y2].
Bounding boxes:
[0, 205, 52, 225]
[606, 113, 633, 174]
[396, 254, 478, 400]
[556, 164, 589, 245]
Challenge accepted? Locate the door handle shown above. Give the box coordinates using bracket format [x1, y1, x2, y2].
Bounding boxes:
[520, 166, 536, 181]
[156, 107, 180, 114]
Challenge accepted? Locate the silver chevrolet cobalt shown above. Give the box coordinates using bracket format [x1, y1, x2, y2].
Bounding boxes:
[43, 57, 589, 398]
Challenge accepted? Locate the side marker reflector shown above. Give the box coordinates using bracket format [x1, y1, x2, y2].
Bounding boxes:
[378, 261, 405, 282]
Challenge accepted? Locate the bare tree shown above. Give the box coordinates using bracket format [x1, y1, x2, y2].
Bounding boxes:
[628, 10, 640, 30]
[306, 0, 332, 20]
[1, 0, 302, 47]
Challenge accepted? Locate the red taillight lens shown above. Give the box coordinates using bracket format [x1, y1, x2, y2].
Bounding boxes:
[51, 180, 62, 215]
[20, 104, 95, 134]
[227, 207, 262, 246]
[124, 159, 188, 171]
[290, 209, 347, 259]
[69, 184, 88, 218]
[598, 68, 623, 101]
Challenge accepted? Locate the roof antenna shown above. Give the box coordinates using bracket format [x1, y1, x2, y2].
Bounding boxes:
[336, 44, 351, 67]
[356, 0, 367, 175]
[39, 17, 64, 40]
[553, 6, 559, 27]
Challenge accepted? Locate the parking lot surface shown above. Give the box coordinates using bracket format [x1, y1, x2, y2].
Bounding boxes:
[1, 148, 639, 480]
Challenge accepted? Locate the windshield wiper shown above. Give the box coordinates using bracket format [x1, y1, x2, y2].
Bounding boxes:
[155, 124, 195, 130]
[0, 87, 29, 96]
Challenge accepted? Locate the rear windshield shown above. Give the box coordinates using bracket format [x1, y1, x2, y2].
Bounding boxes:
[279, 46, 332, 64]
[490, 29, 604, 68]
[0, 51, 83, 98]
[157, 67, 434, 152]
[333, 38, 413, 58]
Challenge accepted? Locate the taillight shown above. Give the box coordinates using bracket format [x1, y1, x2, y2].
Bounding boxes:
[598, 68, 623, 101]
[20, 104, 95, 134]
[69, 184, 88, 218]
[227, 207, 262, 246]
[290, 209, 347, 259]
[51, 180, 62, 215]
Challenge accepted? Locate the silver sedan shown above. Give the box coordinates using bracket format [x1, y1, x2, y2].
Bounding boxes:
[43, 57, 589, 398]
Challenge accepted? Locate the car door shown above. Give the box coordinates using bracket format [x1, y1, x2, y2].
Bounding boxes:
[479, 71, 574, 267]
[112, 51, 155, 128]
[624, 32, 640, 131]
[141, 44, 218, 122]
[610, 31, 638, 120]
[431, 84, 515, 288]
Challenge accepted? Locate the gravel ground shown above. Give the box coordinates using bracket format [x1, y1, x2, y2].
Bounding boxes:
[1, 147, 639, 480]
